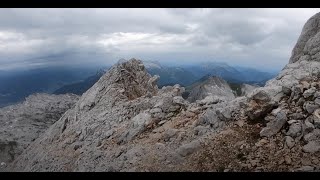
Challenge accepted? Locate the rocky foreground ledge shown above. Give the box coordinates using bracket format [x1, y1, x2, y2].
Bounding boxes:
[0, 93, 79, 170]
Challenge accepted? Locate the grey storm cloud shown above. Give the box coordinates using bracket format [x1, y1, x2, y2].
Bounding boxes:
[0, 8, 319, 71]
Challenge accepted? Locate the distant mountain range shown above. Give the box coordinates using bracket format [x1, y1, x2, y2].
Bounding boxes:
[53, 60, 276, 96]
[0, 66, 101, 107]
[53, 69, 107, 95]
[54, 61, 198, 95]
[144, 61, 198, 87]
[0, 60, 276, 107]
[182, 62, 275, 85]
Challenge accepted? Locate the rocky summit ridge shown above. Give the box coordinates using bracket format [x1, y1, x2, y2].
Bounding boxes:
[2, 12, 320, 172]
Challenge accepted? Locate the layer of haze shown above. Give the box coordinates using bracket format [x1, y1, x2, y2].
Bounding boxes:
[0, 8, 320, 72]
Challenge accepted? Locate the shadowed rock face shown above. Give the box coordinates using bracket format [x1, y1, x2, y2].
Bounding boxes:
[4, 12, 320, 172]
[0, 93, 79, 165]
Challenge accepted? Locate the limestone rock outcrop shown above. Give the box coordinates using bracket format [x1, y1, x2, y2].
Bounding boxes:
[0, 93, 79, 167]
[290, 12, 320, 64]
[240, 84, 259, 97]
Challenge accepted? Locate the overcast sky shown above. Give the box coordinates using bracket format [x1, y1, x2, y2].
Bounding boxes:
[0, 8, 319, 71]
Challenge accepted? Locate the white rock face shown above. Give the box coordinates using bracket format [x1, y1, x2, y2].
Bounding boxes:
[240, 84, 259, 96]
[266, 60, 320, 88]
[0, 93, 79, 164]
[187, 76, 235, 103]
[289, 12, 320, 64]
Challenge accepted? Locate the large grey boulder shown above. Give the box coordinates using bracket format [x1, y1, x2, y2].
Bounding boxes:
[246, 87, 282, 121]
[260, 111, 287, 137]
[304, 102, 319, 114]
[176, 140, 202, 157]
[285, 136, 295, 149]
[303, 87, 317, 98]
[197, 95, 222, 105]
[303, 129, 320, 142]
[240, 84, 259, 97]
[303, 141, 320, 153]
[286, 122, 302, 138]
[295, 166, 315, 172]
[313, 109, 320, 128]
[119, 112, 153, 143]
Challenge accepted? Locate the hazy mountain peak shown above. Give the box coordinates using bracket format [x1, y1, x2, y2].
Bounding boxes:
[142, 60, 162, 69]
[186, 75, 235, 103]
